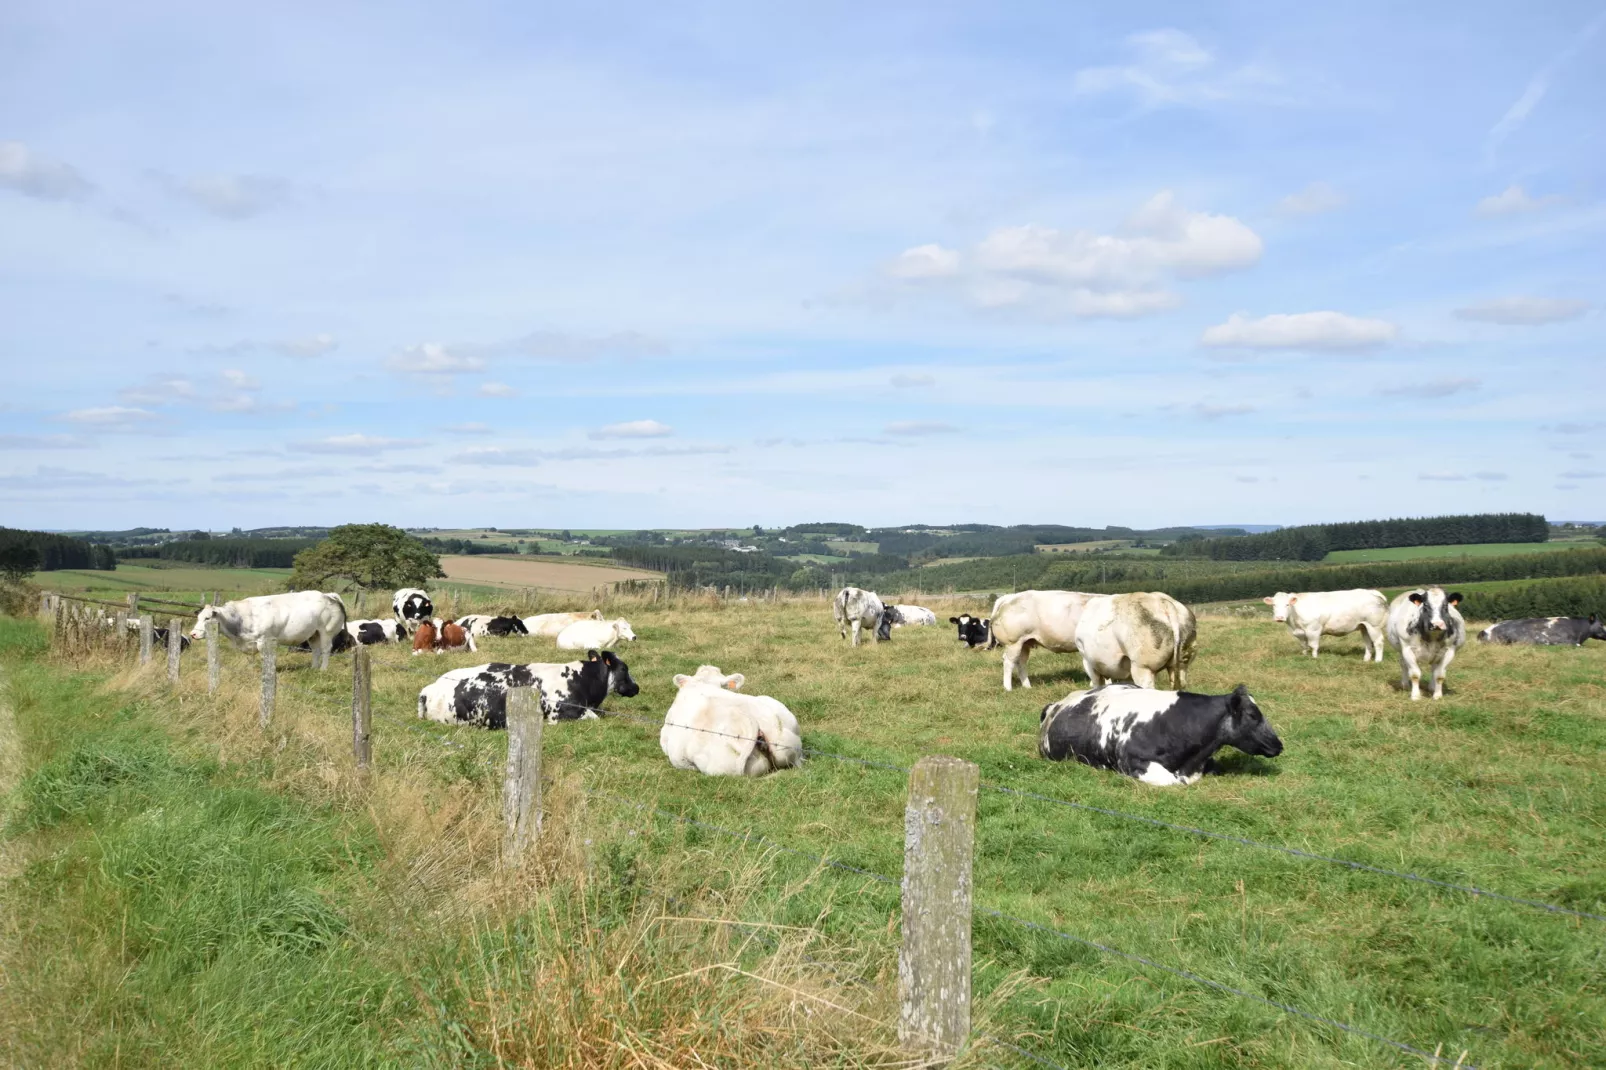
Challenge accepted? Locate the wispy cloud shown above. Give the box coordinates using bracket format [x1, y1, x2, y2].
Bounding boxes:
[0, 141, 94, 201]
[288, 433, 405, 455]
[153, 171, 293, 219]
[590, 419, 673, 439]
[1485, 12, 1606, 158]
[59, 405, 160, 429]
[1192, 402, 1255, 419]
[1277, 181, 1346, 216]
[884, 420, 959, 436]
[0, 434, 92, 450]
[1072, 28, 1287, 108]
[1377, 377, 1481, 399]
[1201, 311, 1397, 350]
[477, 381, 518, 397]
[1454, 297, 1590, 325]
[445, 422, 493, 434]
[1474, 185, 1563, 217]
[890, 373, 935, 388]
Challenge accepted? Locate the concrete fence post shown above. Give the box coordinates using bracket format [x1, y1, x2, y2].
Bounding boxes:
[126, 591, 138, 617]
[259, 644, 276, 729]
[502, 686, 543, 858]
[52, 599, 64, 645]
[899, 755, 979, 1060]
[206, 620, 220, 693]
[114, 609, 127, 643]
[138, 614, 153, 665]
[352, 647, 372, 770]
[166, 618, 181, 684]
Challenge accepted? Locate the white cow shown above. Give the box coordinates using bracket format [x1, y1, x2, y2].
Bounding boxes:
[554, 617, 637, 650]
[988, 590, 1099, 690]
[887, 604, 938, 627]
[190, 591, 348, 669]
[521, 610, 604, 638]
[660, 666, 803, 777]
[833, 586, 889, 646]
[1074, 592, 1197, 690]
[1386, 587, 1466, 700]
[1263, 589, 1387, 660]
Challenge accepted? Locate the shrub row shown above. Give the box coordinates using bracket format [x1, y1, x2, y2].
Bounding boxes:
[118, 537, 316, 568]
[1161, 512, 1549, 561]
[1456, 576, 1606, 621]
[0, 527, 115, 571]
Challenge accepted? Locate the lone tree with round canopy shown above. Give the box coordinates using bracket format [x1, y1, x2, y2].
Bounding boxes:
[289, 524, 445, 591]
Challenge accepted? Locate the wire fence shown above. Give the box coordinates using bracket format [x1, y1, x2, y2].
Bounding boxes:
[47, 594, 1579, 1067]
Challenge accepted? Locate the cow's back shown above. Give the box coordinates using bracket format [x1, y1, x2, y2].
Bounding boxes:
[1291, 589, 1386, 632]
[990, 590, 1096, 651]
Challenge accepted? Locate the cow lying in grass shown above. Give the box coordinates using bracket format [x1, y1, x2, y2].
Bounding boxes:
[416, 650, 640, 726]
[660, 666, 803, 777]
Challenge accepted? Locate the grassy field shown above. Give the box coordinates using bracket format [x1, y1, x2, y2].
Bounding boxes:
[39, 563, 291, 602]
[1325, 541, 1595, 563]
[5, 591, 1602, 1067]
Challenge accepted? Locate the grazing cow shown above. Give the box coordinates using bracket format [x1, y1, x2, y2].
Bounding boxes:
[1039, 683, 1282, 786]
[660, 665, 803, 777]
[1075, 592, 1197, 690]
[190, 591, 347, 669]
[1478, 615, 1606, 646]
[886, 604, 938, 628]
[1262, 589, 1388, 661]
[418, 650, 640, 726]
[437, 618, 476, 654]
[554, 618, 636, 650]
[949, 614, 992, 649]
[456, 614, 530, 638]
[521, 610, 604, 638]
[411, 619, 437, 656]
[833, 587, 891, 646]
[393, 588, 434, 623]
[989, 590, 1098, 690]
[1385, 587, 1466, 701]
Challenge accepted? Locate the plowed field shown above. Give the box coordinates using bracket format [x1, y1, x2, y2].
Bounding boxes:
[438, 554, 662, 592]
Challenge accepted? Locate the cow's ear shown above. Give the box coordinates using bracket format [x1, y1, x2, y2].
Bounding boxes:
[949, 617, 960, 624]
[981, 617, 990, 626]
[587, 649, 601, 661]
[1261, 597, 1274, 605]
[673, 674, 691, 688]
[1408, 592, 1424, 605]
[1447, 592, 1463, 605]
[724, 673, 745, 690]
[1288, 595, 1298, 604]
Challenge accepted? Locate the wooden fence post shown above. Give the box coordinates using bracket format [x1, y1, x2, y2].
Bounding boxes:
[352, 647, 372, 770]
[166, 618, 181, 684]
[206, 620, 220, 692]
[502, 686, 543, 858]
[899, 755, 979, 1059]
[139, 614, 153, 665]
[260, 644, 276, 729]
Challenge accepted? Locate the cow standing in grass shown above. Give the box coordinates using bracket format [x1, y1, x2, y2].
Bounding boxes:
[1386, 587, 1465, 700]
[1263, 589, 1388, 661]
[989, 590, 1098, 690]
[190, 591, 348, 669]
[833, 587, 891, 646]
[1074, 592, 1197, 690]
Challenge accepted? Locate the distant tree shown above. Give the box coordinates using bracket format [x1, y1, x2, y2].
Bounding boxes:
[187, 530, 212, 541]
[288, 523, 446, 591]
[0, 543, 41, 583]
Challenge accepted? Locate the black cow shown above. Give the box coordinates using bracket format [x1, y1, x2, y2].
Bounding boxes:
[483, 616, 530, 637]
[1478, 615, 1606, 646]
[150, 627, 192, 652]
[949, 614, 991, 648]
[1038, 683, 1282, 786]
[417, 650, 640, 728]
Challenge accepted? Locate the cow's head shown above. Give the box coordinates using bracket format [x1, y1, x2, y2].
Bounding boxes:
[1586, 614, 1606, 641]
[674, 664, 745, 691]
[189, 604, 218, 640]
[1221, 684, 1282, 758]
[612, 619, 637, 642]
[590, 649, 640, 697]
[1408, 588, 1461, 634]
[1262, 592, 1296, 622]
[949, 614, 991, 648]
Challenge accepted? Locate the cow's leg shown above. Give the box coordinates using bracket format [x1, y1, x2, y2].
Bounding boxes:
[1431, 647, 1456, 699]
[1130, 665, 1157, 689]
[1360, 623, 1382, 662]
[1002, 642, 1029, 690]
[850, 620, 862, 647]
[1136, 762, 1184, 787]
[1015, 642, 1033, 689]
[1082, 656, 1104, 689]
[1306, 628, 1321, 658]
[1398, 646, 1422, 700]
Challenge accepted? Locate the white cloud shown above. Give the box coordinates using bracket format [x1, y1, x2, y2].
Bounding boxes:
[884, 420, 959, 436]
[477, 381, 518, 397]
[156, 172, 292, 219]
[449, 447, 544, 467]
[890, 191, 1259, 318]
[0, 434, 92, 450]
[1377, 377, 1481, 398]
[1474, 185, 1563, 217]
[1559, 470, 1605, 479]
[888, 244, 962, 279]
[60, 405, 159, 427]
[500, 330, 667, 361]
[119, 377, 199, 406]
[446, 422, 492, 434]
[1072, 28, 1284, 108]
[1454, 297, 1590, 325]
[288, 433, 404, 455]
[1277, 181, 1346, 216]
[1192, 402, 1255, 419]
[213, 466, 338, 483]
[1200, 311, 1398, 350]
[1418, 472, 1467, 482]
[0, 141, 94, 201]
[1472, 471, 1508, 481]
[890, 373, 935, 388]
[273, 334, 338, 358]
[0, 466, 161, 490]
[386, 342, 486, 376]
[355, 462, 442, 474]
[590, 419, 673, 439]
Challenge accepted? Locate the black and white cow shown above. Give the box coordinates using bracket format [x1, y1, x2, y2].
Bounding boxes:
[393, 588, 434, 624]
[417, 650, 641, 727]
[1385, 587, 1466, 700]
[1038, 683, 1283, 786]
[455, 614, 531, 638]
[150, 626, 192, 652]
[347, 618, 409, 644]
[949, 614, 992, 649]
[1478, 615, 1606, 646]
[833, 586, 893, 646]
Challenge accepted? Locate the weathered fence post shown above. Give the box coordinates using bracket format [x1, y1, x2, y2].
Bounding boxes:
[52, 599, 65, 646]
[899, 755, 979, 1060]
[352, 647, 372, 770]
[138, 614, 153, 665]
[206, 620, 220, 692]
[502, 686, 543, 858]
[127, 591, 138, 617]
[114, 609, 127, 643]
[166, 618, 181, 684]
[259, 644, 276, 729]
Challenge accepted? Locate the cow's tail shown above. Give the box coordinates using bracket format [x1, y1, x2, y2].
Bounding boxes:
[1168, 605, 1184, 688]
[326, 591, 349, 634]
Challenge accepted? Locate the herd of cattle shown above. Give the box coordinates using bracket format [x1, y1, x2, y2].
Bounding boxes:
[172, 582, 1602, 789]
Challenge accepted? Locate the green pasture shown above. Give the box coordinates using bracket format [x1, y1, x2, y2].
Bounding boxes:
[39, 564, 290, 602]
[1325, 541, 1592, 563]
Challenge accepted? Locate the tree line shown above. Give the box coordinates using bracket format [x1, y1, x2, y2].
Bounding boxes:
[117, 537, 317, 568]
[0, 527, 116, 572]
[1160, 513, 1549, 561]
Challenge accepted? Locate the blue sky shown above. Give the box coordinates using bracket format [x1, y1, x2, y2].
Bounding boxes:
[2, 1, 1603, 531]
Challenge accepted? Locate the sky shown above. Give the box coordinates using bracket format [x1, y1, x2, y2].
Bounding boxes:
[2, 1, 1603, 531]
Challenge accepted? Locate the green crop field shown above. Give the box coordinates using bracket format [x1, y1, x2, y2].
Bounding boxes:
[4, 592, 1601, 1067]
[39, 564, 291, 602]
[1325, 541, 1592, 563]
